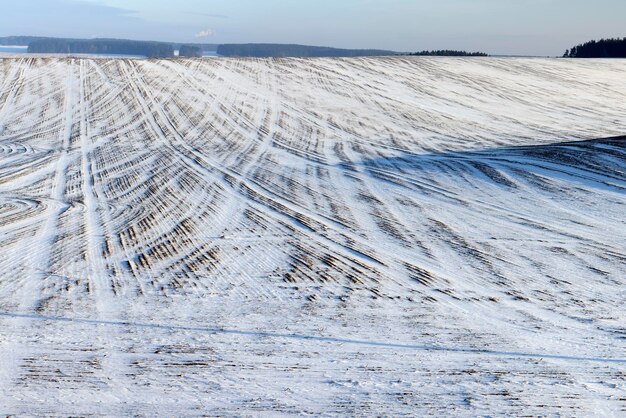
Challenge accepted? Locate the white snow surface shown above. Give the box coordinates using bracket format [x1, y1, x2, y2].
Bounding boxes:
[0, 56, 625, 415]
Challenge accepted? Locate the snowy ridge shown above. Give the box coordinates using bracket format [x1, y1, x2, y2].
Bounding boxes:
[0, 56, 624, 415]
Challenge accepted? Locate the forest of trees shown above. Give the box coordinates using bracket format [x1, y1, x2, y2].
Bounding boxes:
[2, 37, 220, 57]
[0, 36, 70, 46]
[4, 35, 495, 59]
[407, 50, 488, 57]
[217, 44, 396, 57]
[564, 38, 626, 58]
[178, 45, 203, 57]
[27, 39, 174, 58]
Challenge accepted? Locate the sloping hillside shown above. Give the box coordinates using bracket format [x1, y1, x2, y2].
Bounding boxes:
[0, 56, 624, 415]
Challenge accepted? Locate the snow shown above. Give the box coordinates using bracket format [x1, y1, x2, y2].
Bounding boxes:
[0, 56, 624, 415]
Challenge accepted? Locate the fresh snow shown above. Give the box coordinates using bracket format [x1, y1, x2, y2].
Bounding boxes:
[0, 56, 624, 415]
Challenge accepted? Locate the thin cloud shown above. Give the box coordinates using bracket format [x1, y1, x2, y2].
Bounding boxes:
[186, 12, 229, 19]
[195, 29, 216, 38]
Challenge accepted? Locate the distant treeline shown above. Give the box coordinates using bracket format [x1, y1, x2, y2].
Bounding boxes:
[28, 39, 175, 58]
[217, 44, 397, 57]
[1, 35, 490, 59]
[407, 50, 488, 57]
[0, 36, 66, 46]
[564, 38, 626, 58]
[178, 45, 203, 58]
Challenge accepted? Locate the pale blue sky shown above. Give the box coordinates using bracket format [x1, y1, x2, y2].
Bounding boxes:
[0, 0, 624, 55]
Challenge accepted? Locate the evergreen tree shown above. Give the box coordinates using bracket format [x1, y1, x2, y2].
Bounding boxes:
[565, 38, 626, 58]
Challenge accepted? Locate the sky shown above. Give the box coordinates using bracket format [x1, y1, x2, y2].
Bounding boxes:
[0, 0, 624, 55]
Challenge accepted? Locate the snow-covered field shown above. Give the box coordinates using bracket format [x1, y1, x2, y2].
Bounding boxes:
[0, 56, 624, 415]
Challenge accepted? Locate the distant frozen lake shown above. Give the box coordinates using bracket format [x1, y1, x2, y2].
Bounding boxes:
[0, 45, 28, 53]
[174, 50, 220, 57]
